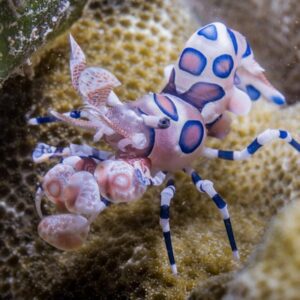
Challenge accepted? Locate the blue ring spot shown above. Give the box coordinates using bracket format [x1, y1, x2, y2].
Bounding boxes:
[213, 54, 234, 78]
[179, 120, 204, 154]
[246, 84, 261, 101]
[227, 28, 238, 55]
[197, 24, 218, 40]
[179, 47, 207, 76]
[153, 94, 179, 121]
[242, 41, 252, 58]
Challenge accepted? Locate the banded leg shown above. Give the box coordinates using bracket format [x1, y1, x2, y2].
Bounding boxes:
[32, 142, 112, 163]
[150, 171, 166, 186]
[188, 170, 239, 260]
[160, 179, 177, 275]
[28, 110, 81, 125]
[203, 129, 300, 161]
[136, 171, 166, 187]
[32, 143, 69, 163]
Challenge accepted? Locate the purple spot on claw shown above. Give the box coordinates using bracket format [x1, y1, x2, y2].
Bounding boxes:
[179, 48, 207, 76]
[180, 82, 225, 111]
[154, 94, 178, 121]
[213, 54, 234, 78]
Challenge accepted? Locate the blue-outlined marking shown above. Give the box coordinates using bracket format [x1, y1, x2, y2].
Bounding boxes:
[246, 84, 261, 101]
[227, 28, 238, 55]
[179, 120, 204, 154]
[179, 47, 207, 76]
[197, 24, 218, 40]
[242, 41, 252, 58]
[154, 94, 179, 121]
[213, 54, 234, 78]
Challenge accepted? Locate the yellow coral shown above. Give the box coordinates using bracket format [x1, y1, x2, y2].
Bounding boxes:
[224, 199, 300, 300]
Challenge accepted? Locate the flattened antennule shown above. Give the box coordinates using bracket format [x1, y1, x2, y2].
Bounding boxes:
[78, 67, 121, 109]
[69, 34, 86, 90]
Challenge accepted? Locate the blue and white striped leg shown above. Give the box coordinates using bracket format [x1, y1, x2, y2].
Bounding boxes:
[68, 144, 112, 161]
[140, 171, 166, 187]
[32, 143, 113, 163]
[28, 110, 81, 125]
[189, 170, 239, 260]
[32, 143, 70, 163]
[150, 171, 166, 186]
[203, 129, 300, 161]
[160, 179, 177, 275]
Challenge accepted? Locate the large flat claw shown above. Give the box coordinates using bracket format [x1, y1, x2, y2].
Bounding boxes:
[38, 214, 90, 251]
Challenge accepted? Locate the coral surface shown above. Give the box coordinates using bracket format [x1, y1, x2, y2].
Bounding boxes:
[0, 0, 299, 299]
[224, 200, 300, 300]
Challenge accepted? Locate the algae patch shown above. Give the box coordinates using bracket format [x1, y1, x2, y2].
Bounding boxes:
[0, 0, 86, 82]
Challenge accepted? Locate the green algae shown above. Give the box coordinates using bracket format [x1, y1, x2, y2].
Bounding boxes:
[0, 0, 86, 83]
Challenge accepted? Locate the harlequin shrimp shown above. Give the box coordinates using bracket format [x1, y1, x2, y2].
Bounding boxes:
[29, 22, 299, 275]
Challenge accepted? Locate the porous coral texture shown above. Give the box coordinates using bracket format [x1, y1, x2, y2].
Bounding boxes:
[224, 200, 300, 300]
[0, 0, 299, 299]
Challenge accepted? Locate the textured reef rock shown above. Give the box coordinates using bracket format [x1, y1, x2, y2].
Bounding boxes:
[224, 200, 300, 300]
[189, 272, 234, 300]
[0, 0, 299, 299]
[0, 0, 86, 83]
[187, 0, 300, 104]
